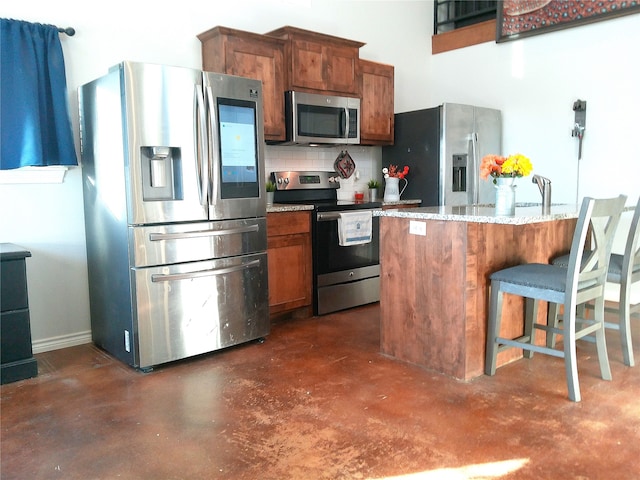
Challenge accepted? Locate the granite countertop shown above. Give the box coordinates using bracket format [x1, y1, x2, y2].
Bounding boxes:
[375, 203, 581, 225]
[267, 204, 315, 213]
[382, 199, 422, 207]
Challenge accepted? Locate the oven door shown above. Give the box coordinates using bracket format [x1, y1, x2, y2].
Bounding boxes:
[313, 209, 380, 315]
[314, 210, 379, 273]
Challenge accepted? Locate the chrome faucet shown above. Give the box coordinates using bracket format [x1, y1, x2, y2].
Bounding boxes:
[532, 174, 552, 211]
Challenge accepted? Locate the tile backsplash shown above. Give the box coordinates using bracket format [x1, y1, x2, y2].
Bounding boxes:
[264, 145, 382, 201]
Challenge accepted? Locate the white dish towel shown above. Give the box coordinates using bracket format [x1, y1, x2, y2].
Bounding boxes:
[338, 211, 372, 246]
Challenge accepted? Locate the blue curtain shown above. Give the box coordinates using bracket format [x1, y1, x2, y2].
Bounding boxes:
[0, 18, 78, 169]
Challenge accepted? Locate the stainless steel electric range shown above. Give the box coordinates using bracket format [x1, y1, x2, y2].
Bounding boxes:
[272, 171, 381, 315]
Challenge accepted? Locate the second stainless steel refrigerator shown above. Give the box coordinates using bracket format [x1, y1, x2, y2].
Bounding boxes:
[382, 103, 502, 206]
[79, 62, 270, 370]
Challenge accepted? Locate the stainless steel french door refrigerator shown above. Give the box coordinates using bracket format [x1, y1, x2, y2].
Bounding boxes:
[382, 103, 502, 206]
[79, 62, 269, 369]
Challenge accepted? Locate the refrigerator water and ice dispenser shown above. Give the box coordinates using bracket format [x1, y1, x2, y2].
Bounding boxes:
[452, 154, 467, 193]
[141, 146, 183, 201]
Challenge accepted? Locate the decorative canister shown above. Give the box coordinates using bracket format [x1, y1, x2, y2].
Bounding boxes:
[383, 177, 408, 202]
[494, 177, 516, 215]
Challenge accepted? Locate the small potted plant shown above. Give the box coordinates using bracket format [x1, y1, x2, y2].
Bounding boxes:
[265, 180, 276, 205]
[367, 179, 380, 202]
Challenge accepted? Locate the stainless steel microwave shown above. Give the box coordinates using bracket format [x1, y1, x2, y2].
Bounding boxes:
[284, 91, 360, 145]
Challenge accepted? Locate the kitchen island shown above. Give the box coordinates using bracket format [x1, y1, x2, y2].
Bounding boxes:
[377, 204, 580, 380]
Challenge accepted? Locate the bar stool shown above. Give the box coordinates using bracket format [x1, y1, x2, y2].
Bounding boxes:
[550, 196, 640, 366]
[485, 195, 626, 402]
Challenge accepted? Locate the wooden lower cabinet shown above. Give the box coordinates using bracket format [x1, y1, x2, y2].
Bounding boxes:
[267, 211, 312, 315]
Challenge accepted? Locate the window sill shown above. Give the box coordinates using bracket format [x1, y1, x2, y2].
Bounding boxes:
[0, 166, 70, 184]
[432, 20, 496, 55]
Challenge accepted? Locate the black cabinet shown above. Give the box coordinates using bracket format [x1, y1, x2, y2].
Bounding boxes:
[1, 243, 38, 384]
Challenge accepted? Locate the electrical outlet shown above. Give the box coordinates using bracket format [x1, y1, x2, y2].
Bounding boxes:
[409, 220, 426, 236]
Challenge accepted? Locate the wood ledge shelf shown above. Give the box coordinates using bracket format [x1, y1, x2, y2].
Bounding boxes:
[432, 20, 496, 55]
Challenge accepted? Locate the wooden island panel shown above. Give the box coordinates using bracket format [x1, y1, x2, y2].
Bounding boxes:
[380, 216, 577, 380]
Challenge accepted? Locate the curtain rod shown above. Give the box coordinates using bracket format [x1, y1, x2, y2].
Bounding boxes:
[1, 18, 76, 35]
[57, 26, 75, 36]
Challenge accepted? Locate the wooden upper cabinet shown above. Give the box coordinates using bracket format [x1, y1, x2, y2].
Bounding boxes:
[198, 25, 396, 145]
[359, 59, 395, 145]
[197, 26, 286, 142]
[266, 26, 364, 96]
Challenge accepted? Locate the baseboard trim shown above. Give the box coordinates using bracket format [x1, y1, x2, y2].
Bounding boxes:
[32, 331, 92, 354]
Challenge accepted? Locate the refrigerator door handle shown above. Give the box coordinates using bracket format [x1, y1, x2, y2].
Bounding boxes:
[148, 224, 260, 242]
[150, 259, 261, 283]
[195, 84, 208, 209]
[470, 132, 479, 205]
[204, 85, 218, 204]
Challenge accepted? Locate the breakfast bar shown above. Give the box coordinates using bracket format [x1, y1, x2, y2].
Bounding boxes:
[377, 204, 580, 380]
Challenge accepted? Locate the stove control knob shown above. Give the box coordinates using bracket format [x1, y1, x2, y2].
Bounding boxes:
[283, 177, 290, 185]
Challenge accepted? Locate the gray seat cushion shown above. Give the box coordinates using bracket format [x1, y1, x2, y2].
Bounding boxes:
[553, 251, 626, 283]
[490, 263, 568, 292]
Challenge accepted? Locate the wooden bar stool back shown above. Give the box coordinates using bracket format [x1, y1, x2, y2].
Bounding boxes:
[485, 195, 627, 401]
[551, 196, 640, 366]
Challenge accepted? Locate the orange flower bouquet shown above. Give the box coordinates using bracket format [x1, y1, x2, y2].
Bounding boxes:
[383, 165, 409, 179]
[480, 153, 533, 183]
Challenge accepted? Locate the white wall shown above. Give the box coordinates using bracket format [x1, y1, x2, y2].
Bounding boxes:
[1, 1, 638, 349]
[428, 18, 640, 206]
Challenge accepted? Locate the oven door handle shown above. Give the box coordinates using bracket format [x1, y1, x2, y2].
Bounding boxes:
[316, 209, 380, 222]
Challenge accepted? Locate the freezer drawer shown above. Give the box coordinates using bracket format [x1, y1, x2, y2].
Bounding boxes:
[130, 218, 267, 267]
[132, 252, 269, 368]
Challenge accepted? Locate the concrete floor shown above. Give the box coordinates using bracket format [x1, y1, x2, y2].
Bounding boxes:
[2, 303, 639, 479]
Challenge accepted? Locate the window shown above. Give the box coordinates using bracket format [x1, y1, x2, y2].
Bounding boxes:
[434, 0, 497, 35]
[431, 0, 498, 54]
